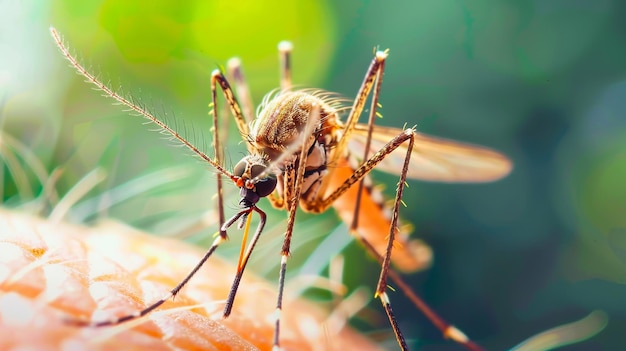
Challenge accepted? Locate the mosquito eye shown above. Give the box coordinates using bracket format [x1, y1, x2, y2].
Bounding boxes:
[250, 164, 266, 179]
[249, 164, 276, 197]
[233, 159, 247, 177]
[255, 175, 277, 197]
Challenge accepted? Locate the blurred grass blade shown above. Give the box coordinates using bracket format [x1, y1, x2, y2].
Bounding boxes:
[48, 168, 107, 223]
[0, 131, 50, 200]
[68, 165, 193, 223]
[510, 310, 608, 351]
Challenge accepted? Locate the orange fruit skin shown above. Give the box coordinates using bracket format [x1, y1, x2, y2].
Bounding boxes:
[0, 210, 383, 351]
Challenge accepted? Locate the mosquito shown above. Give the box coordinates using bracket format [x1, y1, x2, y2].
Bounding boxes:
[50, 27, 512, 351]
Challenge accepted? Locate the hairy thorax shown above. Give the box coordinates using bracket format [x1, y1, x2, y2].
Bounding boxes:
[248, 91, 344, 207]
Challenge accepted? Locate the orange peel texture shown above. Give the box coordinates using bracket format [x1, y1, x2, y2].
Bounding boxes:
[0, 209, 382, 351]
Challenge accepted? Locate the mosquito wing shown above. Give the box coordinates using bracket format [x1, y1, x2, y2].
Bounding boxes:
[348, 124, 512, 183]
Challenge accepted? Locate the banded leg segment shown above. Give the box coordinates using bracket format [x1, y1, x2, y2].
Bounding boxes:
[222, 206, 268, 317]
[310, 128, 415, 350]
[357, 236, 485, 351]
[326, 128, 483, 350]
[210, 71, 254, 154]
[323, 49, 389, 190]
[317, 128, 416, 212]
[272, 105, 320, 350]
[375, 127, 414, 351]
[210, 72, 227, 238]
[352, 48, 386, 232]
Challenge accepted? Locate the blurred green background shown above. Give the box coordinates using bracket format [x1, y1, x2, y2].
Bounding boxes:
[2, 0, 626, 350]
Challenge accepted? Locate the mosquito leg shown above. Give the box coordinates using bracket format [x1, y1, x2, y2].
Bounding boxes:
[351, 49, 386, 232]
[316, 128, 415, 212]
[210, 72, 227, 238]
[278, 41, 293, 91]
[357, 236, 485, 351]
[272, 104, 319, 349]
[210, 71, 251, 149]
[310, 128, 415, 349]
[330, 50, 387, 166]
[272, 166, 299, 349]
[222, 205, 268, 317]
[371, 126, 414, 350]
[209, 69, 263, 235]
[315, 49, 388, 199]
[227, 58, 255, 125]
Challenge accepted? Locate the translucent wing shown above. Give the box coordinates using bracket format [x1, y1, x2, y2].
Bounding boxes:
[348, 124, 512, 182]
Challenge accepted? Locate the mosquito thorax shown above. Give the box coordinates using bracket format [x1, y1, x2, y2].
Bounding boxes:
[249, 91, 340, 161]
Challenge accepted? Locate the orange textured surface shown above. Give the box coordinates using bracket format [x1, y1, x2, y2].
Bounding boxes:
[0, 209, 383, 351]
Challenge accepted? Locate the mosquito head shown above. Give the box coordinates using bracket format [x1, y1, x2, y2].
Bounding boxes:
[232, 154, 277, 208]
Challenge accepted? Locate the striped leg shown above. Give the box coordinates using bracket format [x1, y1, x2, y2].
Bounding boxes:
[271, 104, 320, 349]
[357, 232, 485, 351]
